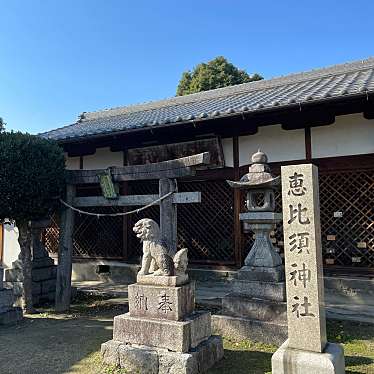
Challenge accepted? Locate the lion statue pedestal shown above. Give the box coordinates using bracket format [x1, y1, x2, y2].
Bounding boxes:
[101, 219, 223, 374]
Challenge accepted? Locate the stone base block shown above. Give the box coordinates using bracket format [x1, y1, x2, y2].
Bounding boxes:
[128, 282, 194, 321]
[5, 268, 23, 282]
[0, 307, 23, 325]
[212, 314, 287, 346]
[101, 335, 223, 374]
[271, 340, 345, 373]
[0, 289, 15, 313]
[114, 312, 211, 353]
[222, 293, 287, 323]
[137, 274, 189, 286]
[237, 265, 284, 282]
[232, 279, 286, 301]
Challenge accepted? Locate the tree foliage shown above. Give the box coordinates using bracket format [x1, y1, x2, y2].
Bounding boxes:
[0, 117, 6, 133]
[176, 56, 263, 96]
[0, 132, 65, 313]
[0, 132, 65, 224]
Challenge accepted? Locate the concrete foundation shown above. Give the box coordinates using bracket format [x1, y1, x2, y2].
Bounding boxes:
[222, 293, 287, 322]
[212, 314, 287, 346]
[272, 340, 345, 374]
[217, 261, 288, 345]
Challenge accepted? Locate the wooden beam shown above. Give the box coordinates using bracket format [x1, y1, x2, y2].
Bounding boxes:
[55, 184, 75, 312]
[67, 166, 194, 184]
[73, 192, 201, 207]
[65, 152, 210, 184]
[127, 138, 224, 168]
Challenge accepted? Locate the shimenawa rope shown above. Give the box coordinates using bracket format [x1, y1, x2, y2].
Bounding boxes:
[59, 190, 175, 218]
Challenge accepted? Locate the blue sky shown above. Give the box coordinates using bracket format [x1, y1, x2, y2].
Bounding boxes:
[1, 0, 373, 134]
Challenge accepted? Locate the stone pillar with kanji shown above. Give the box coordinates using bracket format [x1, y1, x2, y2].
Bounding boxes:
[101, 218, 223, 373]
[271, 164, 345, 374]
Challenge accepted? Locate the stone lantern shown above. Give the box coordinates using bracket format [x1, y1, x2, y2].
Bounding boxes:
[227, 150, 283, 280]
[212, 150, 287, 346]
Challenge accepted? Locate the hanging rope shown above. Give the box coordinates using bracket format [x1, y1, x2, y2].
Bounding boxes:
[59, 190, 175, 218]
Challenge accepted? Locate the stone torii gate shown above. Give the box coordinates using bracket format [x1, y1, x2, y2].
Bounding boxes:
[56, 152, 210, 311]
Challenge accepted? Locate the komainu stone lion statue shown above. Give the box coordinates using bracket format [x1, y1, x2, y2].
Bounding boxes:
[133, 218, 188, 277]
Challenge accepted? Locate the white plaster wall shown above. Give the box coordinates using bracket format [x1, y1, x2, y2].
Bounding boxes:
[311, 113, 374, 158]
[83, 147, 124, 169]
[239, 124, 306, 165]
[221, 137, 234, 167]
[65, 153, 80, 170]
[2, 223, 20, 269]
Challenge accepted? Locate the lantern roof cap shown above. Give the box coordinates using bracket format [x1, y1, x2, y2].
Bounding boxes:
[227, 150, 280, 189]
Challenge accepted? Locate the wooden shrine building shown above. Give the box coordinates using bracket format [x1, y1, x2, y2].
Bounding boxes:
[35, 58, 374, 276]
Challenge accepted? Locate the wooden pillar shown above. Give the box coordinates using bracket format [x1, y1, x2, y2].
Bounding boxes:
[55, 184, 75, 312]
[233, 136, 243, 267]
[159, 178, 177, 255]
[121, 182, 129, 261]
[305, 127, 312, 161]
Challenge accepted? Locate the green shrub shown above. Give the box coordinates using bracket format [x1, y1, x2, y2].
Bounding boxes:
[0, 131, 65, 223]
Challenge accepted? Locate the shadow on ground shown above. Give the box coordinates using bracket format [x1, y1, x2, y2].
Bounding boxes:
[208, 349, 273, 374]
[0, 316, 111, 374]
[0, 295, 127, 374]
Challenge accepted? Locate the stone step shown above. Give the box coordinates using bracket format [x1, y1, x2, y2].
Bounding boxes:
[222, 293, 287, 323]
[237, 265, 284, 282]
[113, 311, 211, 353]
[232, 279, 286, 301]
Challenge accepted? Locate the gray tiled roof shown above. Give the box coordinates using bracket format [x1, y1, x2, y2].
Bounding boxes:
[42, 58, 374, 141]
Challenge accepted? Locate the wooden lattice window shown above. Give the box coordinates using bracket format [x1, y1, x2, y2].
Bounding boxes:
[44, 168, 374, 269]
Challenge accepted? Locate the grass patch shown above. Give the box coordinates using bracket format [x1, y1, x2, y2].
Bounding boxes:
[328, 320, 374, 373]
[208, 338, 276, 374]
[208, 320, 374, 374]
